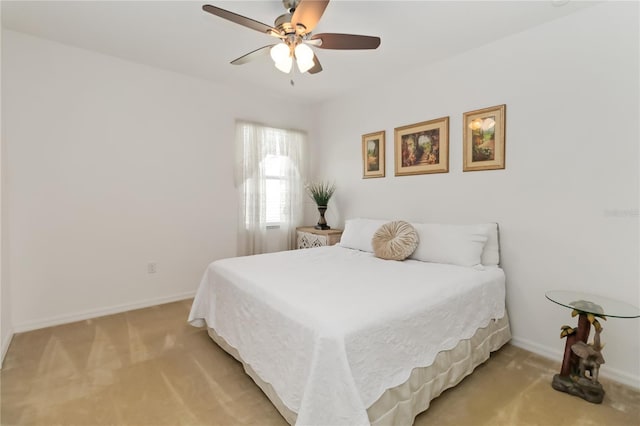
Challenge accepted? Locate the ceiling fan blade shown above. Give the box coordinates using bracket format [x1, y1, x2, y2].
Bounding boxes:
[291, 0, 329, 33]
[311, 33, 381, 50]
[308, 54, 323, 74]
[231, 45, 276, 65]
[202, 4, 277, 36]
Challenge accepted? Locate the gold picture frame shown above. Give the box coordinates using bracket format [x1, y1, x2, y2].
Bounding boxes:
[362, 130, 385, 178]
[463, 104, 506, 171]
[394, 117, 449, 176]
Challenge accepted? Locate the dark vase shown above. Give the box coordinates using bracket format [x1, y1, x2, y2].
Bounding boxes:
[315, 205, 330, 230]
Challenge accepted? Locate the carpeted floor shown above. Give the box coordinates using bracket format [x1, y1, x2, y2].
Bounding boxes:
[1, 299, 638, 425]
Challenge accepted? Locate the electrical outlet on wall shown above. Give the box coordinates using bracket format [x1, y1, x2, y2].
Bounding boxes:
[147, 262, 157, 274]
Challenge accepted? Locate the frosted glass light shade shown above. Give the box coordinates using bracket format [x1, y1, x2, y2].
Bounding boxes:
[275, 57, 293, 73]
[295, 43, 314, 73]
[270, 43, 292, 73]
[270, 43, 290, 62]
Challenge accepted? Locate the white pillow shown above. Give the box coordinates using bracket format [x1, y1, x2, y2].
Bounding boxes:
[479, 223, 500, 266]
[409, 223, 489, 267]
[339, 218, 390, 252]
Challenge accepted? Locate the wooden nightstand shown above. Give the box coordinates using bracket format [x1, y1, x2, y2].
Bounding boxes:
[296, 227, 343, 249]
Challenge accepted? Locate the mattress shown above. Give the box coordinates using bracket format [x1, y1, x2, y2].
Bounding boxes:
[188, 245, 508, 426]
[207, 314, 510, 425]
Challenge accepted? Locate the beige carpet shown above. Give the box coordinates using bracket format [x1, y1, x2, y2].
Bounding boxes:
[1, 300, 638, 425]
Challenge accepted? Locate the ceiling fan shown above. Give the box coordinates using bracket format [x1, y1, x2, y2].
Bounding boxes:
[202, 0, 381, 75]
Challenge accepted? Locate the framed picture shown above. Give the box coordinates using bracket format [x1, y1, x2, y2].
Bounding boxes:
[394, 117, 449, 176]
[362, 130, 385, 178]
[463, 104, 506, 171]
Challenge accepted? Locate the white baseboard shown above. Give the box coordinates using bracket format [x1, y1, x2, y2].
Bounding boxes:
[510, 336, 640, 390]
[12, 291, 196, 334]
[1, 328, 14, 370]
[510, 336, 564, 361]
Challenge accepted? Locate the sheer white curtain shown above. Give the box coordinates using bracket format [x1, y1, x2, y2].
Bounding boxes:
[235, 121, 307, 256]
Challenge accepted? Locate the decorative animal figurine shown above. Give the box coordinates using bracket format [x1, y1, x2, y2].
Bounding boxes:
[571, 326, 605, 384]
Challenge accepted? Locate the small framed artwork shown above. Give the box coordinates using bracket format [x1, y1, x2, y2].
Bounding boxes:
[362, 130, 385, 178]
[394, 117, 449, 176]
[463, 104, 506, 171]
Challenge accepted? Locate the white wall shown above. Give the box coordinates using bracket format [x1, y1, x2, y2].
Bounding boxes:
[0, 5, 12, 366]
[2, 30, 312, 332]
[309, 2, 640, 387]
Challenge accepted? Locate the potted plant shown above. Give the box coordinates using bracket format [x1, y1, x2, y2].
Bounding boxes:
[306, 181, 336, 230]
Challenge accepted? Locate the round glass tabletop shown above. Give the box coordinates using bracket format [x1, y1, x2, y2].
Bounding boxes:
[545, 290, 640, 318]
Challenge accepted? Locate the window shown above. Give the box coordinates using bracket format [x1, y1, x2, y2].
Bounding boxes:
[264, 154, 289, 225]
[236, 121, 307, 255]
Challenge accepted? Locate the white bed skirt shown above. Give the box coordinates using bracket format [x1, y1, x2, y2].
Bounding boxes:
[206, 313, 511, 426]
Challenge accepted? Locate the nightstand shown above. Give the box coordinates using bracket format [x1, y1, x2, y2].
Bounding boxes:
[296, 227, 343, 249]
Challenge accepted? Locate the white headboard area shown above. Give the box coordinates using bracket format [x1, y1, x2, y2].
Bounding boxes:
[339, 218, 500, 267]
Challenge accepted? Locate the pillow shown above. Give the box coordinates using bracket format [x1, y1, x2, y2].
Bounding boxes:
[479, 223, 500, 266]
[409, 223, 489, 267]
[372, 221, 419, 261]
[339, 218, 390, 252]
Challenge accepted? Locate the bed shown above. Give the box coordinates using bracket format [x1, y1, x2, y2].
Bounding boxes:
[188, 219, 511, 426]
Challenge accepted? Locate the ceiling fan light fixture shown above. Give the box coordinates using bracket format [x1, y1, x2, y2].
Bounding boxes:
[274, 56, 293, 73]
[294, 43, 314, 73]
[270, 42, 290, 62]
[203, 0, 382, 75]
[297, 58, 314, 73]
[270, 43, 292, 73]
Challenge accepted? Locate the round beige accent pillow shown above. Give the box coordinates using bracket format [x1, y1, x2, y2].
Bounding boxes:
[372, 221, 419, 261]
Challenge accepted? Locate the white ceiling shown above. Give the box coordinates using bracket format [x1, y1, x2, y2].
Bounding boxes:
[2, 0, 596, 104]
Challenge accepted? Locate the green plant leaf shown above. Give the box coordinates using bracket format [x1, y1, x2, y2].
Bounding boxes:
[306, 181, 336, 206]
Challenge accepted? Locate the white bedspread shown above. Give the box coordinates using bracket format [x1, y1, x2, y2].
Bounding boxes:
[188, 246, 506, 426]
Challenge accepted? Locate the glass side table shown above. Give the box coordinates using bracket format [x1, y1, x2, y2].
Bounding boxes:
[545, 290, 640, 403]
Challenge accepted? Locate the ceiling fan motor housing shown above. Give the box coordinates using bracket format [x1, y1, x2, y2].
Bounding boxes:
[282, 0, 300, 13]
[274, 13, 295, 34]
[274, 12, 308, 37]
